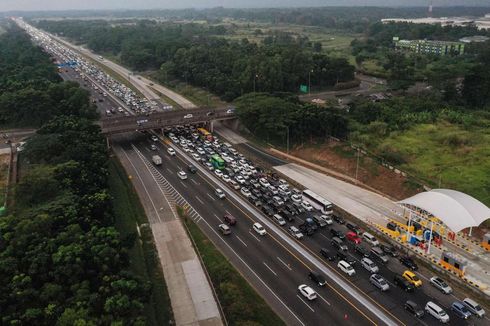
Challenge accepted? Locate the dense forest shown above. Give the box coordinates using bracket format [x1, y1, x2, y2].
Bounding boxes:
[0, 25, 150, 324]
[36, 20, 355, 101]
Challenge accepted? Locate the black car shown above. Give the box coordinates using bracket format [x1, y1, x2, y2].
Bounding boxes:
[404, 300, 424, 318]
[333, 214, 345, 224]
[320, 248, 336, 261]
[279, 209, 294, 222]
[380, 244, 399, 257]
[330, 228, 345, 240]
[308, 271, 327, 287]
[399, 256, 418, 271]
[187, 165, 197, 173]
[394, 275, 415, 292]
[336, 251, 356, 266]
[354, 245, 371, 258]
[299, 224, 315, 236]
[311, 215, 327, 228]
[261, 205, 274, 216]
[346, 222, 360, 234]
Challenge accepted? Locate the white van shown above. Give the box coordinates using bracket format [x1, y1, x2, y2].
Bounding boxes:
[462, 298, 485, 318]
[425, 301, 449, 323]
[362, 232, 380, 246]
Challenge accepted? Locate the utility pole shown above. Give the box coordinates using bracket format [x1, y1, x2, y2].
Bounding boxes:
[355, 146, 360, 181]
[286, 126, 290, 154]
[308, 70, 313, 95]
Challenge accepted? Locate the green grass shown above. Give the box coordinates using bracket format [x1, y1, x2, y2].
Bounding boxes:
[360, 59, 389, 78]
[379, 122, 490, 206]
[108, 158, 174, 326]
[182, 214, 284, 325]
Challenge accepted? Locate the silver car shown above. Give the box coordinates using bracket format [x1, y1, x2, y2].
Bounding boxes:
[430, 276, 452, 294]
[370, 274, 389, 291]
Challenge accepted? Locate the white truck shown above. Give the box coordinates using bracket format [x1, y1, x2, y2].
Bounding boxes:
[152, 155, 162, 166]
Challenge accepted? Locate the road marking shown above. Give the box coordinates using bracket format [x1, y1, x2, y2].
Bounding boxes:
[195, 196, 204, 205]
[206, 193, 216, 201]
[296, 217, 304, 223]
[296, 295, 315, 312]
[263, 262, 277, 276]
[180, 181, 188, 188]
[317, 293, 331, 306]
[225, 210, 232, 216]
[166, 168, 172, 174]
[320, 233, 330, 240]
[277, 256, 292, 271]
[236, 235, 248, 247]
[212, 213, 222, 222]
[249, 231, 261, 242]
[191, 179, 199, 185]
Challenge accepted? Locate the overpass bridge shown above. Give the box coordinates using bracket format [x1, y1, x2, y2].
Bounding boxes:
[100, 107, 236, 134]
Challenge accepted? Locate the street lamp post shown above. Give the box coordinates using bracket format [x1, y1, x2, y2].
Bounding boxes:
[355, 146, 360, 181]
[308, 70, 313, 95]
[286, 126, 290, 154]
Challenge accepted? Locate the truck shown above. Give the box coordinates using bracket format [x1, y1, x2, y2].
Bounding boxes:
[152, 155, 162, 166]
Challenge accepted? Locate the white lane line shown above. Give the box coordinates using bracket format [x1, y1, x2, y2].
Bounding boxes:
[212, 213, 222, 222]
[317, 293, 331, 306]
[263, 262, 277, 276]
[180, 181, 188, 188]
[191, 179, 198, 185]
[296, 295, 315, 312]
[236, 235, 248, 247]
[206, 193, 216, 201]
[195, 196, 204, 205]
[249, 231, 261, 242]
[166, 168, 172, 174]
[296, 217, 304, 223]
[320, 233, 330, 240]
[277, 256, 292, 271]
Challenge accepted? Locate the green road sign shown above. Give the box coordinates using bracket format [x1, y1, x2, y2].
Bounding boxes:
[300, 84, 308, 93]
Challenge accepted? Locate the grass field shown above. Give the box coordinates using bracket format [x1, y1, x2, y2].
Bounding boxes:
[379, 121, 490, 206]
[108, 158, 173, 325]
[182, 214, 284, 325]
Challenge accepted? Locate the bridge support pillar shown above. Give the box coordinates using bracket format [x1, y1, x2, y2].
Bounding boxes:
[106, 136, 111, 149]
[208, 120, 214, 133]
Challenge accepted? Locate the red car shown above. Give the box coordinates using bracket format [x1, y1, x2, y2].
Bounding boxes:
[346, 231, 362, 244]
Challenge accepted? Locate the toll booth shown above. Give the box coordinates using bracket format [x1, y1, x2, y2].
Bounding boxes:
[482, 233, 490, 250]
[439, 251, 467, 276]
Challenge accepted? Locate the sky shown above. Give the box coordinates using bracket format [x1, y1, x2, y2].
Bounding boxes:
[1, 0, 489, 12]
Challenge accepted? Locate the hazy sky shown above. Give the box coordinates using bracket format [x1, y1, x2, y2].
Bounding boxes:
[1, 0, 489, 12]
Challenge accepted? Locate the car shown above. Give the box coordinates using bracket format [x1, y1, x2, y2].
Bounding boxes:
[330, 228, 345, 240]
[204, 162, 214, 170]
[346, 231, 362, 244]
[425, 301, 449, 323]
[404, 300, 424, 318]
[167, 147, 177, 156]
[187, 165, 197, 174]
[253, 223, 267, 236]
[361, 257, 379, 273]
[462, 298, 485, 318]
[370, 274, 389, 291]
[337, 260, 355, 276]
[191, 153, 201, 161]
[259, 178, 270, 187]
[222, 175, 231, 183]
[183, 114, 193, 119]
[430, 276, 452, 294]
[288, 226, 304, 240]
[370, 246, 389, 263]
[320, 215, 333, 225]
[333, 214, 345, 224]
[308, 271, 327, 287]
[394, 274, 415, 292]
[291, 194, 302, 203]
[240, 187, 251, 197]
[298, 284, 317, 301]
[354, 245, 371, 258]
[214, 169, 223, 178]
[177, 171, 187, 180]
[380, 244, 398, 257]
[362, 232, 379, 246]
[230, 180, 240, 190]
[150, 144, 157, 150]
[451, 301, 472, 319]
[226, 108, 235, 114]
[223, 213, 236, 225]
[336, 251, 357, 266]
[272, 196, 284, 206]
[215, 188, 226, 199]
[331, 237, 348, 251]
[273, 214, 286, 226]
[151, 135, 158, 142]
[399, 256, 418, 271]
[346, 222, 360, 234]
[402, 270, 422, 287]
[320, 248, 336, 261]
[218, 224, 231, 235]
[235, 175, 246, 184]
[301, 201, 314, 212]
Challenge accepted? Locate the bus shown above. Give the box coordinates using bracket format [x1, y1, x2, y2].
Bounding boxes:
[210, 154, 225, 170]
[302, 189, 333, 215]
[198, 127, 213, 141]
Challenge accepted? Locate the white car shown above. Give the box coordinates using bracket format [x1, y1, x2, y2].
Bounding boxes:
[215, 188, 226, 199]
[191, 153, 201, 161]
[214, 169, 223, 178]
[204, 162, 214, 170]
[253, 222, 267, 236]
[259, 178, 270, 188]
[268, 185, 278, 195]
[298, 284, 317, 301]
[151, 135, 158, 142]
[301, 201, 314, 212]
[183, 114, 193, 119]
[291, 194, 302, 203]
[230, 180, 241, 190]
[222, 175, 231, 183]
[273, 214, 286, 226]
[361, 257, 379, 273]
[150, 144, 157, 151]
[177, 171, 187, 180]
[337, 260, 355, 276]
[320, 215, 333, 225]
[235, 175, 246, 184]
[272, 196, 284, 206]
[240, 187, 251, 197]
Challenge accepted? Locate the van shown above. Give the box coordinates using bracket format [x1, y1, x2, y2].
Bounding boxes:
[462, 298, 485, 318]
[223, 214, 236, 226]
[362, 232, 379, 246]
[273, 214, 286, 226]
[218, 224, 231, 235]
[331, 237, 348, 251]
[371, 246, 389, 263]
[425, 301, 449, 323]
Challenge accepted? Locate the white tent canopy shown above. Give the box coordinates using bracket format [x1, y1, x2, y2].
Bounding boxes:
[398, 189, 490, 233]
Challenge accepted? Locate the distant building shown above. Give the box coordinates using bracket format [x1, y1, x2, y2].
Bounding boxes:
[459, 36, 490, 43]
[382, 13, 490, 30]
[393, 37, 465, 56]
